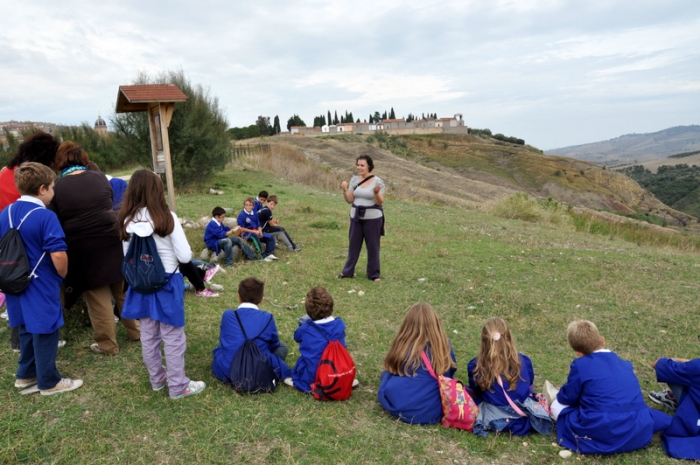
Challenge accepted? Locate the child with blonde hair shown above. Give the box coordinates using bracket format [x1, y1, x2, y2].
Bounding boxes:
[467, 317, 552, 436]
[551, 320, 670, 454]
[378, 303, 457, 424]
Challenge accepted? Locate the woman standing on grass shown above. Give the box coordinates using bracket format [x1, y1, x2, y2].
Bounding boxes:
[49, 141, 140, 355]
[337, 155, 385, 282]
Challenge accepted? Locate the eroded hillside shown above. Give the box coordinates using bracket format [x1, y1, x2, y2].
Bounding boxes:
[268, 133, 697, 228]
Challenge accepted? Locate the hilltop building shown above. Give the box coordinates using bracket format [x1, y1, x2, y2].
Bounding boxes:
[294, 113, 467, 136]
[94, 113, 107, 136]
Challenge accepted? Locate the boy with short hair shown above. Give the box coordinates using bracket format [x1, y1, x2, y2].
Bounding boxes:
[211, 277, 291, 384]
[237, 198, 277, 261]
[551, 320, 670, 454]
[253, 191, 268, 215]
[258, 195, 301, 252]
[285, 286, 356, 391]
[204, 206, 259, 267]
[0, 162, 83, 395]
[649, 356, 700, 460]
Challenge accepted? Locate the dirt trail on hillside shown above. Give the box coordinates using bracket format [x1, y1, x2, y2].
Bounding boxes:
[277, 135, 518, 209]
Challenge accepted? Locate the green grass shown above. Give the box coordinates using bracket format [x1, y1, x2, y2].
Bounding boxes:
[1, 164, 698, 464]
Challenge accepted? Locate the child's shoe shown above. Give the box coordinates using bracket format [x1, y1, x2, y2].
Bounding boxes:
[283, 377, 294, 387]
[209, 283, 224, 292]
[153, 380, 168, 391]
[649, 389, 678, 411]
[172, 380, 206, 399]
[204, 265, 220, 283]
[40, 378, 83, 396]
[544, 380, 559, 406]
[352, 378, 360, 389]
[195, 288, 219, 298]
[15, 377, 37, 389]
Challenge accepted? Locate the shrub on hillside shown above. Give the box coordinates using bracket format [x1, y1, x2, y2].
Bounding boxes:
[489, 193, 570, 225]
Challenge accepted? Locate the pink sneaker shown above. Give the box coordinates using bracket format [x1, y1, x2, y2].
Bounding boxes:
[195, 288, 219, 297]
[203, 265, 220, 283]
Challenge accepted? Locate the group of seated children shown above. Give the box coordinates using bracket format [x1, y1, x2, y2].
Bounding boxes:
[211, 278, 357, 393]
[203, 192, 301, 266]
[377, 306, 696, 458]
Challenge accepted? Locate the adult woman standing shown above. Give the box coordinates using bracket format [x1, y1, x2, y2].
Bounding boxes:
[0, 132, 59, 351]
[337, 155, 385, 282]
[49, 141, 139, 355]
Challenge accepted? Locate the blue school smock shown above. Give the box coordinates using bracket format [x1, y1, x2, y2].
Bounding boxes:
[467, 354, 538, 436]
[377, 349, 457, 425]
[556, 351, 665, 454]
[203, 219, 230, 254]
[237, 210, 274, 242]
[291, 318, 347, 392]
[108, 177, 128, 211]
[0, 198, 66, 334]
[212, 305, 291, 383]
[656, 357, 700, 460]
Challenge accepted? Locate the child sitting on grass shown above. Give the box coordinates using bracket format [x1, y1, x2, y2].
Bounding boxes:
[2, 162, 82, 395]
[650, 356, 700, 460]
[550, 320, 670, 454]
[204, 206, 259, 267]
[377, 302, 457, 424]
[284, 286, 356, 390]
[212, 277, 291, 384]
[258, 195, 301, 252]
[237, 198, 277, 262]
[467, 317, 552, 437]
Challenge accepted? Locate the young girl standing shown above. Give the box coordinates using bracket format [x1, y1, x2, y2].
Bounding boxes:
[467, 317, 552, 436]
[118, 169, 205, 399]
[377, 303, 456, 424]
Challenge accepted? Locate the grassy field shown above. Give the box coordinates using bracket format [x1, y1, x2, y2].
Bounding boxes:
[2, 161, 699, 464]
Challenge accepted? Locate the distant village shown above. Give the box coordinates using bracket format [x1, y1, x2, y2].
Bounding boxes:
[0, 116, 107, 149]
[290, 113, 468, 136]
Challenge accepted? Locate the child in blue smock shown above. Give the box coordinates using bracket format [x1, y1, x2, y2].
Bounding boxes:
[285, 286, 354, 391]
[204, 206, 258, 266]
[1, 162, 82, 395]
[468, 317, 552, 437]
[237, 197, 277, 261]
[650, 356, 700, 460]
[378, 302, 457, 425]
[550, 320, 671, 454]
[212, 277, 291, 384]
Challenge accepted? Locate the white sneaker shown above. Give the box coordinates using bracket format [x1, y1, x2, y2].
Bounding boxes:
[267, 254, 279, 260]
[0, 311, 7, 320]
[263, 256, 274, 262]
[283, 377, 294, 387]
[172, 380, 206, 399]
[40, 378, 83, 396]
[57, 340, 66, 349]
[544, 380, 559, 406]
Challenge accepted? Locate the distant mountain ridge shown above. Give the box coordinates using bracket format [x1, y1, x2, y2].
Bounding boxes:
[545, 125, 700, 166]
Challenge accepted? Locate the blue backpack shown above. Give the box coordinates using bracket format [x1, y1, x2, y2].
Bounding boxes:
[122, 234, 171, 293]
[229, 311, 277, 394]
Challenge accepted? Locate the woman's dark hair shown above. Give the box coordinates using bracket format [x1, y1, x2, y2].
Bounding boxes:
[356, 154, 374, 172]
[6, 132, 59, 169]
[117, 169, 174, 240]
[54, 141, 90, 171]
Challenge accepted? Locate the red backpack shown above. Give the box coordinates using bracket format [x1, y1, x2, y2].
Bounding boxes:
[309, 324, 356, 401]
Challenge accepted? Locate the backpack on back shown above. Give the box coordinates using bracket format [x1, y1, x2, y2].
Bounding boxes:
[122, 234, 170, 293]
[309, 323, 356, 401]
[0, 205, 45, 296]
[229, 311, 277, 394]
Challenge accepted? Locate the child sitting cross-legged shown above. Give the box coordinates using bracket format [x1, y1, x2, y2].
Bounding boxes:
[204, 206, 259, 267]
[467, 317, 553, 437]
[284, 286, 357, 390]
[550, 320, 671, 454]
[211, 277, 291, 385]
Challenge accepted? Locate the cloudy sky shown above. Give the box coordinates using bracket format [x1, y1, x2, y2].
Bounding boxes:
[1, 0, 698, 149]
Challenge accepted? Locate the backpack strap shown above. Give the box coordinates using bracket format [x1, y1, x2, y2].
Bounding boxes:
[496, 375, 527, 417]
[309, 322, 331, 342]
[420, 350, 438, 380]
[234, 310, 273, 341]
[9, 205, 47, 279]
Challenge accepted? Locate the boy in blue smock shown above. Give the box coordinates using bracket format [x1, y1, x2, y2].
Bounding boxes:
[237, 197, 277, 261]
[253, 191, 268, 215]
[649, 356, 700, 460]
[211, 277, 291, 384]
[203, 206, 258, 267]
[1, 162, 83, 395]
[284, 286, 356, 391]
[550, 320, 670, 454]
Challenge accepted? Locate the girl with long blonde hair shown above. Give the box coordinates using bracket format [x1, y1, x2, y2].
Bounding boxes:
[467, 317, 552, 436]
[378, 303, 457, 424]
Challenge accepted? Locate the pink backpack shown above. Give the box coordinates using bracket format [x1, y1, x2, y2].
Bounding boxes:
[422, 351, 479, 431]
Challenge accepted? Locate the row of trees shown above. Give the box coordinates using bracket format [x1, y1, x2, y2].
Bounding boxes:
[618, 163, 700, 208]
